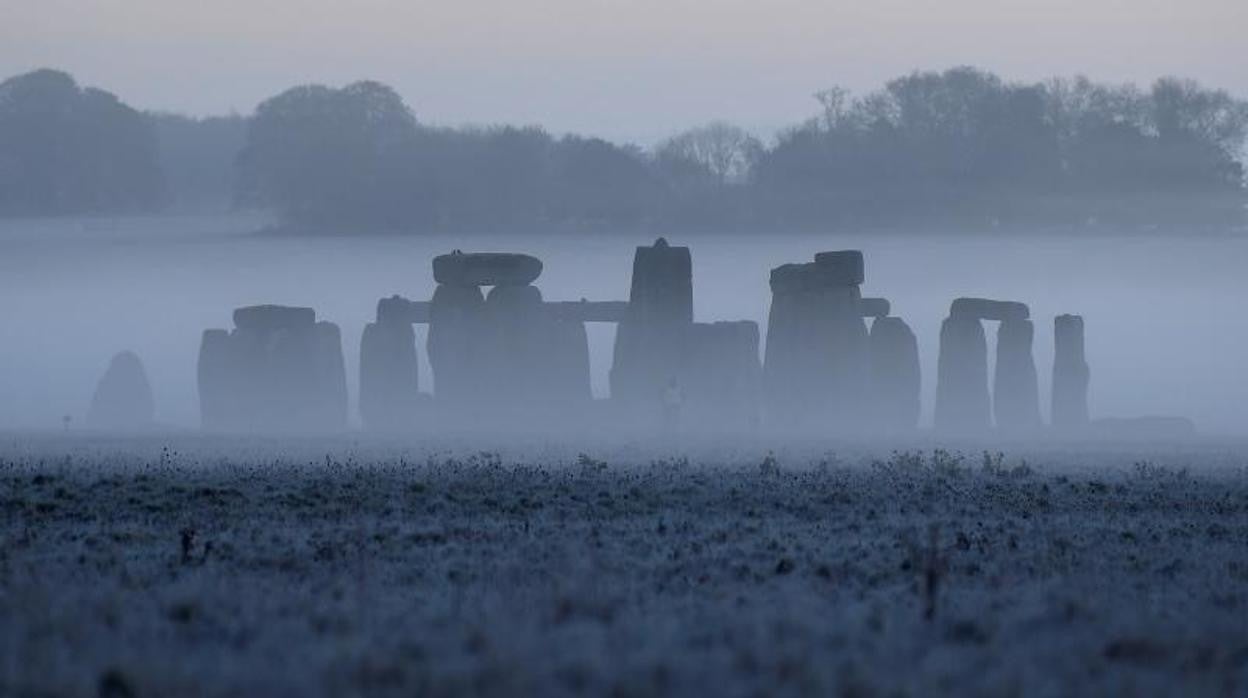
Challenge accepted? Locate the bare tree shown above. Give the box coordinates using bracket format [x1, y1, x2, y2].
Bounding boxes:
[654, 121, 762, 186]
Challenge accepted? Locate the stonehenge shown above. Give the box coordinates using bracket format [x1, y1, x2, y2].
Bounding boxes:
[87, 351, 155, 429]
[197, 305, 347, 432]
[188, 243, 1104, 437]
[1052, 314, 1090, 429]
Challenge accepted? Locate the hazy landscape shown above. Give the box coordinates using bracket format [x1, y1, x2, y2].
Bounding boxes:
[4, 2, 1248, 694]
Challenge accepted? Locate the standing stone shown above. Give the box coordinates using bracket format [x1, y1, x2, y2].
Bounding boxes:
[196, 305, 347, 432]
[312, 322, 348, 431]
[359, 320, 420, 430]
[427, 283, 486, 407]
[994, 319, 1043, 431]
[762, 251, 870, 431]
[1052, 314, 1090, 429]
[87, 351, 155, 429]
[482, 283, 547, 411]
[868, 317, 920, 431]
[934, 315, 991, 433]
[197, 329, 233, 430]
[610, 238, 693, 407]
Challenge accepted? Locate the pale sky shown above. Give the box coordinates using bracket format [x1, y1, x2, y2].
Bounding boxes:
[2, 0, 1245, 144]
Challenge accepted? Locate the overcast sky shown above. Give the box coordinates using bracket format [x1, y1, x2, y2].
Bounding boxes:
[3, 0, 1244, 144]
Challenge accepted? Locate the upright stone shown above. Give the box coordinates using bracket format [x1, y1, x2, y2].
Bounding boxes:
[934, 315, 990, 433]
[427, 283, 486, 407]
[610, 238, 693, 406]
[762, 251, 869, 431]
[482, 283, 547, 411]
[197, 329, 233, 430]
[868, 317, 920, 431]
[87, 351, 155, 429]
[1052, 314, 1090, 429]
[994, 318, 1043, 431]
[359, 320, 420, 430]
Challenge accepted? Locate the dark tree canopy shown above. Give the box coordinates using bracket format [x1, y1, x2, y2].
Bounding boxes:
[0, 69, 163, 216]
[1, 67, 1245, 231]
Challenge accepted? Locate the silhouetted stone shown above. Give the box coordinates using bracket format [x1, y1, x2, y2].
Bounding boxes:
[935, 314, 990, 432]
[197, 329, 233, 430]
[860, 297, 891, 318]
[196, 306, 347, 432]
[950, 298, 1029, 322]
[994, 318, 1043, 431]
[232, 305, 315, 332]
[427, 283, 487, 405]
[763, 254, 870, 430]
[610, 238, 693, 406]
[869, 317, 920, 430]
[482, 284, 547, 407]
[813, 250, 865, 286]
[359, 320, 421, 430]
[87, 351, 154, 429]
[432, 251, 542, 286]
[377, 295, 429, 324]
[1052, 314, 1090, 429]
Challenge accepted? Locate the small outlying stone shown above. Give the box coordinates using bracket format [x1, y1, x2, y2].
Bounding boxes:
[432, 251, 543, 286]
[87, 351, 155, 429]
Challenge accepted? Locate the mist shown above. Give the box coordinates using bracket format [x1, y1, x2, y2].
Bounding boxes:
[0, 214, 1240, 434]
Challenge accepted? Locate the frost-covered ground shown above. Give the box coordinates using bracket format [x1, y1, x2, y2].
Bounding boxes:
[1, 434, 1246, 697]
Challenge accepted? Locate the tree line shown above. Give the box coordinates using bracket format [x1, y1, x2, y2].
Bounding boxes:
[2, 67, 1245, 230]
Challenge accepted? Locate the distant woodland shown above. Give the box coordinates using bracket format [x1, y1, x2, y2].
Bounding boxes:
[1, 67, 1245, 232]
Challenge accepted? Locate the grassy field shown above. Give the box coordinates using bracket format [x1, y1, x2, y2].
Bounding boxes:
[2, 435, 1246, 696]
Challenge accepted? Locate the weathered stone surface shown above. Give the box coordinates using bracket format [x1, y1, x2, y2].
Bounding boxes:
[859, 297, 890, 318]
[427, 283, 486, 405]
[87, 351, 154, 429]
[359, 320, 421, 430]
[432, 251, 542, 287]
[934, 315, 991, 432]
[610, 238, 693, 406]
[813, 250, 865, 286]
[994, 319, 1043, 431]
[1052, 314, 1090, 428]
[232, 305, 315, 332]
[868, 317, 920, 430]
[949, 298, 1029, 322]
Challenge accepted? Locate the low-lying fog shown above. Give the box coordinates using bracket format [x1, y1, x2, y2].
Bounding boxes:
[1, 214, 1243, 434]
